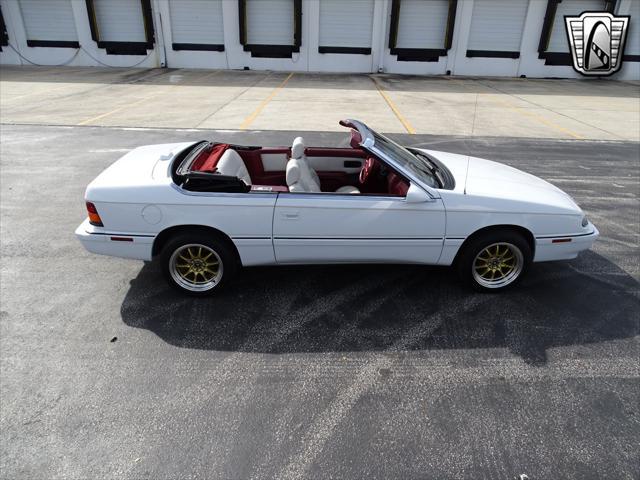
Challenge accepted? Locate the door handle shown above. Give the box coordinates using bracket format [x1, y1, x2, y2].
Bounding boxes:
[282, 212, 299, 220]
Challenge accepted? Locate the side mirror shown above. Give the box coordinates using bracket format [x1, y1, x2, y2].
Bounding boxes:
[405, 183, 432, 203]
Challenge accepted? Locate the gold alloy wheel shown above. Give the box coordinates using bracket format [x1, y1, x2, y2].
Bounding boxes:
[472, 242, 524, 289]
[169, 243, 223, 292]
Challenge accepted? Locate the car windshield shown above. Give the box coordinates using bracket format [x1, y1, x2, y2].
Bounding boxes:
[370, 130, 440, 188]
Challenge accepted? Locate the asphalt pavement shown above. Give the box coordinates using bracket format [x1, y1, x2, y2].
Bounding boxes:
[0, 124, 638, 479]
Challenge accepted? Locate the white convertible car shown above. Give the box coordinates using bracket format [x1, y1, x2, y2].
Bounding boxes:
[76, 119, 598, 295]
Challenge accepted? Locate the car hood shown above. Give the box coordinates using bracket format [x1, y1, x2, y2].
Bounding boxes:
[419, 149, 581, 214]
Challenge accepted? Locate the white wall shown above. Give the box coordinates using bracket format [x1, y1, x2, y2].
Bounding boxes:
[153, 0, 227, 69]
[0, 0, 637, 80]
[307, 0, 374, 73]
[516, 0, 582, 79]
[0, 0, 160, 67]
[223, 0, 309, 72]
[450, 0, 522, 77]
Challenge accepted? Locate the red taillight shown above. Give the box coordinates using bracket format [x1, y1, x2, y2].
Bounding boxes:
[86, 202, 103, 227]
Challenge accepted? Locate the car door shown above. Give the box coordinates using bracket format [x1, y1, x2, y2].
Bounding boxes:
[272, 187, 445, 264]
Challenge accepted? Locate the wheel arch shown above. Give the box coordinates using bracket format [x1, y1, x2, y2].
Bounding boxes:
[152, 224, 240, 263]
[452, 224, 535, 265]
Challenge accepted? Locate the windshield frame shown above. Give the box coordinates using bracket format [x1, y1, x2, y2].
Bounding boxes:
[371, 132, 442, 189]
[345, 119, 442, 198]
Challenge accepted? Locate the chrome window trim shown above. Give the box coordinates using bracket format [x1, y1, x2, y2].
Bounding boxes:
[170, 183, 278, 199]
[172, 183, 407, 201]
[276, 192, 406, 201]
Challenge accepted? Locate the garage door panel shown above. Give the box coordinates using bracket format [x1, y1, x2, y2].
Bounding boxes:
[468, 0, 528, 52]
[319, 0, 374, 49]
[548, 0, 604, 52]
[93, 0, 146, 43]
[247, 0, 294, 45]
[624, 0, 639, 55]
[18, 0, 77, 42]
[396, 0, 449, 49]
[169, 0, 224, 46]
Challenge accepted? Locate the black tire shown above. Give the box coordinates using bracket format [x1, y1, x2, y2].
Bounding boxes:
[160, 232, 238, 296]
[456, 230, 532, 292]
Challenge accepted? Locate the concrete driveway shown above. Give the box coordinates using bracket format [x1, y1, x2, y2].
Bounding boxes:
[1, 66, 639, 140]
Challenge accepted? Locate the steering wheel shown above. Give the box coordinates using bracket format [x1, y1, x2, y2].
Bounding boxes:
[359, 157, 379, 185]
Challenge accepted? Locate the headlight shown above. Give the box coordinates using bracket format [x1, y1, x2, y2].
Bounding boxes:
[581, 216, 589, 227]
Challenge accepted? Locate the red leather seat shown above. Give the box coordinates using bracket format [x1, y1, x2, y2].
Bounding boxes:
[192, 143, 230, 172]
[387, 171, 409, 196]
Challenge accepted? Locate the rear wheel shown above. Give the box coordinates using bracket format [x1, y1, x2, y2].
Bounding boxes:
[161, 233, 237, 295]
[457, 231, 531, 292]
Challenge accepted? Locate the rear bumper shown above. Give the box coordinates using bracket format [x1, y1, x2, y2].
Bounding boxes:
[533, 226, 599, 262]
[75, 219, 154, 261]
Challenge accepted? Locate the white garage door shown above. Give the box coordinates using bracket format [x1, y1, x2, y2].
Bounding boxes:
[169, 0, 224, 46]
[395, 0, 449, 49]
[246, 0, 294, 45]
[93, 0, 146, 43]
[319, 0, 374, 49]
[18, 0, 77, 42]
[547, 0, 604, 52]
[624, 0, 639, 56]
[468, 0, 529, 52]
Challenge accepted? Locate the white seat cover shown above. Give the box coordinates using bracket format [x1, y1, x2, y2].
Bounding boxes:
[335, 185, 360, 194]
[291, 136, 306, 161]
[286, 157, 321, 193]
[216, 149, 252, 186]
[286, 136, 360, 194]
[287, 137, 321, 193]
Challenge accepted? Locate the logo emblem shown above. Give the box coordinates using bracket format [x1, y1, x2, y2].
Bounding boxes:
[565, 12, 630, 76]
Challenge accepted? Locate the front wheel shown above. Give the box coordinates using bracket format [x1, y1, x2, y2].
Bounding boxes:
[456, 231, 531, 292]
[160, 233, 237, 295]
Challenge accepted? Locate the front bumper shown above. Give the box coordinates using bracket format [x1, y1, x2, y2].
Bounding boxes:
[75, 218, 155, 261]
[533, 226, 599, 262]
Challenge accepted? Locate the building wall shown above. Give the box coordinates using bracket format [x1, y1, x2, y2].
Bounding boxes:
[0, 0, 637, 80]
[0, 0, 161, 68]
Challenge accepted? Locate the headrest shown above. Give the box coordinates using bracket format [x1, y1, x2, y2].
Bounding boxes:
[217, 148, 252, 185]
[217, 148, 243, 173]
[291, 137, 305, 159]
[286, 158, 301, 185]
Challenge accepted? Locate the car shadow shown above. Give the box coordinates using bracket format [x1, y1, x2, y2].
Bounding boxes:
[120, 251, 638, 365]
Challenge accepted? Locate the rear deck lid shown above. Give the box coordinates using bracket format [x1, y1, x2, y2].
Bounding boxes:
[86, 142, 195, 199]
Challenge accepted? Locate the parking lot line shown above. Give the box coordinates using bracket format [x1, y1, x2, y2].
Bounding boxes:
[371, 77, 416, 135]
[240, 72, 295, 130]
[76, 91, 167, 126]
[1, 83, 72, 102]
[192, 69, 222, 83]
[489, 96, 585, 140]
[446, 77, 585, 139]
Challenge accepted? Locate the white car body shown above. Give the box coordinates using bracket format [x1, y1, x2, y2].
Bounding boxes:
[76, 121, 598, 278]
